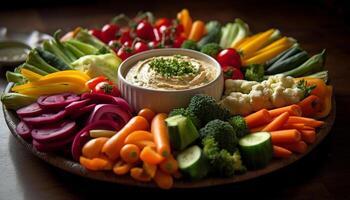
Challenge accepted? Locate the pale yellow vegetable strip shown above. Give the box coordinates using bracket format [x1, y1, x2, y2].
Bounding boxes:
[20, 68, 42, 81]
[242, 43, 292, 65]
[90, 130, 117, 138]
[255, 37, 291, 55]
[239, 29, 275, 58]
[235, 33, 261, 49]
[40, 70, 90, 81]
[13, 83, 87, 96]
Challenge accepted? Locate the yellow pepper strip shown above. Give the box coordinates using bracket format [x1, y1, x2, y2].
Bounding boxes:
[314, 86, 332, 119]
[14, 82, 88, 96]
[255, 37, 292, 55]
[40, 70, 90, 81]
[242, 43, 292, 66]
[234, 33, 262, 49]
[239, 29, 275, 58]
[177, 9, 192, 38]
[188, 20, 206, 42]
[20, 68, 42, 81]
[231, 36, 249, 49]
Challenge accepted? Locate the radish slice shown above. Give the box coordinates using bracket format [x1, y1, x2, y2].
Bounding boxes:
[23, 110, 66, 126]
[31, 121, 77, 143]
[71, 104, 96, 119]
[16, 103, 43, 118]
[16, 121, 32, 140]
[87, 104, 132, 127]
[82, 93, 133, 114]
[33, 134, 76, 152]
[65, 99, 92, 113]
[37, 93, 80, 111]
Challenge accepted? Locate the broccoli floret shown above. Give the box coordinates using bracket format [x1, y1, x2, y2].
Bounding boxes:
[227, 115, 249, 138]
[199, 119, 237, 153]
[245, 64, 265, 82]
[200, 43, 221, 57]
[202, 136, 246, 177]
[169, 108, 201, 128]
[188, 94, 231, 125]
[181, 40, 198, 51]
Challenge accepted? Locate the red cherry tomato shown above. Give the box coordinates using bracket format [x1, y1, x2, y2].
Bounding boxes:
[117, 46, 134, 60]
[119, 28, 133, 44]
[148, 40, 161, 49]
[175, 24, 185, 36]
[222, 66, 244, 80]
[93, 81, 121, 97]
[173, 35, 186, 48]
[89, 29, 103, 40]
[217, 48, 241, 68]
[86, 76, 108, 90]
[108, 40, 122, 48]
[136, 20, 155, 41]
[101, 24, 119, 43]
[155, 18, 171, 29]
[123, 40, 133, 47]
[134, 41, 149, 54]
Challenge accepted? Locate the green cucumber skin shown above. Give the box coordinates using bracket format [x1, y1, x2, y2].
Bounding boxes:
[36, 48, 72, 70]
[239, 132, 273, 170]
[266, 51, 309, 75]
[177, 145, 210, 179]
[266, 46, 302, 69]
[166, 116, 199, 150]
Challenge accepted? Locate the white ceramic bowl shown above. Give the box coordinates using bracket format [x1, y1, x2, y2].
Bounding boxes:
[118, 48, 223, 113]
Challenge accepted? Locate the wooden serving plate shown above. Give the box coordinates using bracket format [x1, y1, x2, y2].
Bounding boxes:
[2, 82, 336, 188]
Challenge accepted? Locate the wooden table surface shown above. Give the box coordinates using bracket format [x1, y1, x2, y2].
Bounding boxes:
[0, 1, 350, 199]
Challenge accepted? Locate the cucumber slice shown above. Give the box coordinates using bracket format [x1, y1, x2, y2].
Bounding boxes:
[165, 115, 199, 150]
[177, 145, 209, 179]
[238, 132, 272, 169]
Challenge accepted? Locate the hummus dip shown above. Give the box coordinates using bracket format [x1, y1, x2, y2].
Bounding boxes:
[125, 55, 217, 90]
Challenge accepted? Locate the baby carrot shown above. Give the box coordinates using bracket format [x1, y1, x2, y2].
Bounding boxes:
[280, 141, 308, 154]
[133, 140, 156, 150]
[159, 155, 178, 174]
[102, 116, 149, 160]
[113, 160, 133, 175]
[268, 104, 302, 118]
[297, 95, 322, 117]
[153, 169, 173, 189]
[273, 145, 292, 158]
[287, 116, 324, 128]
[282, 123, 305, 130]
[140, 146, 165, 165]
[151, 113, 171, 157]
[244, 109, 272, 129]
[301, 130, 316, 144]
[130, 167, 152, 182]
[82, 137, 109, 159]
[138, 108, 156, 123]
[120, 144, 140, 164]
[302, 125, 315, 131]
[269, 129, 301, 144]
[79, 156, 111, 171]
[143, 162, 157, 178]
[124, 131, 154, 144]
[262, 112, 290, 132]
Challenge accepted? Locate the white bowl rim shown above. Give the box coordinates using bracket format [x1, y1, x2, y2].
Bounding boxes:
[117, 48, 223, 93]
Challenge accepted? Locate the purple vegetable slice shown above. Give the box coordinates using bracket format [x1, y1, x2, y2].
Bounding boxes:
[87, 104, 132, 127]
[71, 103, 96, 119]
[33, 134, 76, 152]
[71, 120, 120, 161]
[31, 120, 77, 142]
[37, 93, 80, 110]
[22, 110, 66, 126]
[16, 121, 32, 140]
[16, 103, 43, 118]
[65, 98, 92, 113]
[82, 93, 133, 114]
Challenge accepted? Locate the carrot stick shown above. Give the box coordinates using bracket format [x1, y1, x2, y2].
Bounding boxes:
[262, 112, 290, 132]
[297, 95, 322, 117]
[151, 113, 171, 157]
[124, 131, 153, 144]
[282, 123, 305, 130]
[140, 146, 165, 165]
[113, 160, 133, 175]
[287, 116, 324, 128]
[269, 129, 301, 144]
[244, 109, 272, 128]
[273, 145, 292, 158]
[301, 130, 316, 144]
[302, 125, 315, 131]
[280, 141, 308, 154]
[268, 104, 302, 118]
[137, 108, 156, 123]
[133, 140, 156, 150]
[143, 162, 157, 178]
[250, 124, 266, 133]
[153, 169, 174, 189]
[102, 116, 149, 160]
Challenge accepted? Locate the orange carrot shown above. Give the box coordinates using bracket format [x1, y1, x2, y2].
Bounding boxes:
[298, 95, 322, 117]
[282, 123, 305, 130]
[280, 141, 308, 154]
[124, 130, 153, 144]
[159, 155, 178, 174]
[153, 169, 173, 189]
[133, 140, 156, 149]
[143, 162, 157, 178]
[120, 144, 140, 164]
[102, 116, 149, 160]
[250, 124, 266, 133]
[188, 20, 205, 42]
[273, 145, 292, 158]
[269, 129, 301, 144]
[140, 146, 165, 165]
[82, 137, 109, 159]
[172, 170, 183, 179]
[262, 112, 290, 132]
[244, 109, 272, 128]
[287, 116, 324, 128]
[130, 167, 152, 182]
[302, 125, 315, 131]
[151, 113, 171, 157]
[113, 160, 133, 175]
[137, 108, 156, 123]
[301, 130, 316, 144]
[79, 156, 111, 171]
[268, 104, 302, 118]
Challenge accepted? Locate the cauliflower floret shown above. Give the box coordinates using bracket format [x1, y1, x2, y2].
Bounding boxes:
[240, 80, 258, 94]
[219, 93, 252, 116]
[283, 87, 303, 104]
[250, 85, 272, 111]
[280, 76, 295, 88]
[224, 79, 245, 95]
[271, 86, 287, 107]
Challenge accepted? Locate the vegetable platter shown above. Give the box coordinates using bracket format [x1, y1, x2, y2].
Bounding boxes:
[2, 9, 335, 189]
